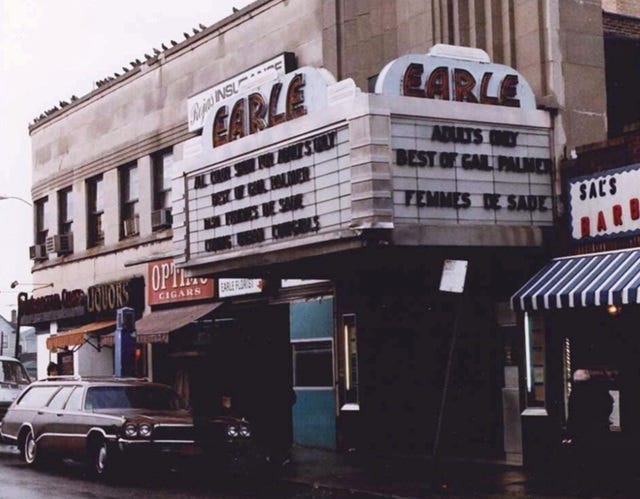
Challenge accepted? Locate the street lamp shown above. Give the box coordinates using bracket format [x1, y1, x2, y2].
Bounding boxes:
[0, 195, 32, 207]
[10, 281, 53, 292]
[13, 292, 27, 360]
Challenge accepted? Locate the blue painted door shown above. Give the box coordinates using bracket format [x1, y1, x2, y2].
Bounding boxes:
[290, 298, 336, 449]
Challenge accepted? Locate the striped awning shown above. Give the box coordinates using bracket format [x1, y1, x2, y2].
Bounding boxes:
[511, 249, 640, 311]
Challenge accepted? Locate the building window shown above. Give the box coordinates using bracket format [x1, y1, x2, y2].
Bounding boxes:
[57, 187, 73, 235]
[292, 340, 333, 388]
[153, 149, 173, 210]
[120, 162, 139, 238]
[339, 314, 359, 410]
[87, 174, 104, 248]
[152, 149, 173, 230]
[34, 197, 48, 245]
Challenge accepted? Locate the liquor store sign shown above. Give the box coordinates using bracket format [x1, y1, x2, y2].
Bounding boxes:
[18, 276, 144, 324]
[18, 289, 86, 324]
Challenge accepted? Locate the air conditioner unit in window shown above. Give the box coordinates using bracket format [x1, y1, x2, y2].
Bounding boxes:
[151, 208, 172, 229]
[45, 233, 74, 255]
[123, 216, 140, 238]
[29, 244, 47, 261]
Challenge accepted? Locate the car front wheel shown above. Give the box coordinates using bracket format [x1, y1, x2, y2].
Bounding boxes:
[91, 439, 118, 478]
[21, 429, 40, 467]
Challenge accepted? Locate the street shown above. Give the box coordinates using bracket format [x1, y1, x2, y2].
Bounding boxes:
[3, 442, 640, 498]
[0, 444, 351, 499]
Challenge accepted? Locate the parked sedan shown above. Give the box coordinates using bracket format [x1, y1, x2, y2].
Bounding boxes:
[0, 356, 31, 421]
[0, 377, 253, 478]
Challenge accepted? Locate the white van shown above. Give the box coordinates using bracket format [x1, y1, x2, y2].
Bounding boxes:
[0, 356, 31, 420]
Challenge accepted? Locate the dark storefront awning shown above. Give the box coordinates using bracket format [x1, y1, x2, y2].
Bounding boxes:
[511, 249, 640, 311]
[99, 302, 223, 346]
[46, 320, 116, 350]
[135, 301, 223, 344]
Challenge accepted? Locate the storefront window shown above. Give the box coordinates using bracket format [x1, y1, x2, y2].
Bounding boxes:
[58, 351, 74, 375]
[292, 340, 333, 388]
[562, 336, 621, 431]
[339, 314, 359, 410]
[524, 312, 546, 407]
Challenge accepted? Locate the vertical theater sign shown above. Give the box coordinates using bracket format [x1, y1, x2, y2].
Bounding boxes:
[176, 45, 553, 274]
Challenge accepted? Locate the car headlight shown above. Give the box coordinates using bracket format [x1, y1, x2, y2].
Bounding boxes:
[239, 426, 251, 438]
[138, 423, 153, 438]
[124, 423, 138, 438]
[226, 425, 239, 437]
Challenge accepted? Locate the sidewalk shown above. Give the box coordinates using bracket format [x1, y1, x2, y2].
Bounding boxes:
[283, 445, 640, 498]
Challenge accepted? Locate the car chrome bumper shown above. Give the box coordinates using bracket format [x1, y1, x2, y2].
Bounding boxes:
[118, 438, 204, 457]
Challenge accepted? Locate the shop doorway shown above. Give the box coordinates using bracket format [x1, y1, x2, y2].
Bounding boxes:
[290, 298, 336, 449]
[163, 303, 292, 459]
[559, 307, 640, 450]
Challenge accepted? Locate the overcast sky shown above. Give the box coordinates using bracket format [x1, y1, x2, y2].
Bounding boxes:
[0, 0, 252, 322]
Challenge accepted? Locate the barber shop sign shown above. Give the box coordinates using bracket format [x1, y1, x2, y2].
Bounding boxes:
[568, 163, 640, 242]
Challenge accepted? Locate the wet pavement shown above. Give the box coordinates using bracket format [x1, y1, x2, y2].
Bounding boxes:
[283, 445, 640, 498]
[2, 442, 639, 497]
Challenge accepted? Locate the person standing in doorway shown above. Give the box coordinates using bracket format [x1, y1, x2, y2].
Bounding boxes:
[564, 369, 613, 461]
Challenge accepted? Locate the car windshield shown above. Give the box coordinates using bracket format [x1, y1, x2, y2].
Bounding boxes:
[85, 385, 183, 411]
[0, 360, 31, 385]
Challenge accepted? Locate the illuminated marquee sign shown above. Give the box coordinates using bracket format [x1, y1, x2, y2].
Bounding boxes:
[18, 277, 145, 324]
[187, 126, 350, 260]
[375, 47, 536, 110]
[568, 163, 640, 241]
[382, 47, 551, 228]
[392, 118, 553, 226]
[148, 259, 215, 305]
[201, 66, 334, 152]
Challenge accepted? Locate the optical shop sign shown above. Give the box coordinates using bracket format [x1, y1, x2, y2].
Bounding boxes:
[568, 164, 640, 242]
[377, 49, 552, 226]
[186, 67, 350, 260]
[148, 259, 215, 305]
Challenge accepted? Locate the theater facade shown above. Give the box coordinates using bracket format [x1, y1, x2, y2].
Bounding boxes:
[174, 45, 554, 458]
[26, 0, 615, 462]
